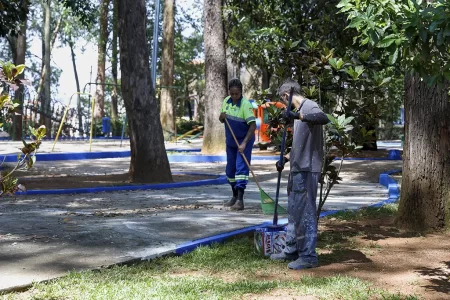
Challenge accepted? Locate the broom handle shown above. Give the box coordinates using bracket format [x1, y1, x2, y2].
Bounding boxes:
[224, 118, 262, 190]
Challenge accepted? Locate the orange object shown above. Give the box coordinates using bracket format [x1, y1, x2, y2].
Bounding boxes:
[254, 101, 286, 143]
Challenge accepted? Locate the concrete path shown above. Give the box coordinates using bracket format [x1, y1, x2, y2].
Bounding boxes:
[0, 140, 402, 291]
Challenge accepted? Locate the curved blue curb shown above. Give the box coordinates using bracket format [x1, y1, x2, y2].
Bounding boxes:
[16, 174, 228, 196]
[174, 170, 402, 255]
[374, 169, 401, 207]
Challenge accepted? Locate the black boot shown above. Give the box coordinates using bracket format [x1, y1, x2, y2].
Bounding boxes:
[231, 188, 244, 211]
[224, 186, 238, 206]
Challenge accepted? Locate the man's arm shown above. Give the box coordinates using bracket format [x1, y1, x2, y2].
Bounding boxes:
[300, 104, 329, 125]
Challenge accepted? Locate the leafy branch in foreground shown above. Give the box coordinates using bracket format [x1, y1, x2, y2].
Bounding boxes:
[0, 62, 45, 196]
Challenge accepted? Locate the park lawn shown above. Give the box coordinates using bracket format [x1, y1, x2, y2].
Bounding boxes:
[2, 204, 448, 300]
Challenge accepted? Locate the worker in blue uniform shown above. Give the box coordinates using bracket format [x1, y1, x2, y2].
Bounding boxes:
[219, 78, 256, 211]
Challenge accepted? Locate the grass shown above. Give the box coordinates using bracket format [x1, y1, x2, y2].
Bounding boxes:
[1, 230, 419, 300]
[325, 203, 399, 221]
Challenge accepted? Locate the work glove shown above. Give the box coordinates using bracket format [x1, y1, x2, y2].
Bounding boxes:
[275, 157, 288, 172]
[283, 110, 300, 121]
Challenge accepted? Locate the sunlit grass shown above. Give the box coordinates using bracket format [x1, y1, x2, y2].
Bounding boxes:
[326, 203, 399, 221]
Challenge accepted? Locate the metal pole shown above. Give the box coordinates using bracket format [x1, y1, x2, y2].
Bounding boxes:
[151, 0, 161, 90]
[120, 115, 126, 147]
[87, 66, 93, 137]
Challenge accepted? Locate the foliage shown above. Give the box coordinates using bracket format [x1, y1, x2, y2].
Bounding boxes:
[176, 118, 202, 135]
[338, 0, 450, 86]
[317, 114, 370, 220]
[0, 62, 45, 196]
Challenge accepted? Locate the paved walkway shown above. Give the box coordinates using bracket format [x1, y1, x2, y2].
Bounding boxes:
[0, 140, 402, 291]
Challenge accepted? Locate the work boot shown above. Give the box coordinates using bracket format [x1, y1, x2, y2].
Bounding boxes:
[270, 252, 298, 262]
[287, 258, 318, 270]
[231, 188, 244, 211]
[224, 186, 238, 207]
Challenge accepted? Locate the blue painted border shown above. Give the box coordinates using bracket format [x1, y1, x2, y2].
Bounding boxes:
[1, 149, 402, 163]
[0, 152, 280, 162]
[174, 169, 401, 255]
[16, 174, 228, 196]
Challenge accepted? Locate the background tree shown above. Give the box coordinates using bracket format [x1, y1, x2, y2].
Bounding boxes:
[94, 0, 110, 119]
[160, 0, 176, 140]
[8, 0, 28, 140]
[202, 0, 227, 154]
[339, 0, 450, 231]
[118, 0, 172, 183]
[110, 0, 119, 120]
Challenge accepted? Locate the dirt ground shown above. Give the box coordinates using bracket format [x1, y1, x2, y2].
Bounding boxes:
[313, 216, 450, 299]
[243, 215, 449, 300]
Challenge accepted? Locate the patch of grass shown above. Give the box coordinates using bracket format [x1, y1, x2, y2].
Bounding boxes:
[1, 239, 419, 300]
[326, 203, 399, 221]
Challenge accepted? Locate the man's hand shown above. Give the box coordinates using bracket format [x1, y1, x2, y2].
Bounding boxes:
[275, 156, 289, 172]
[282, 110, 301, 122]
[219, 112, 226, 123]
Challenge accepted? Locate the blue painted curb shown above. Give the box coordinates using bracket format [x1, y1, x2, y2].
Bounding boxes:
[0, 152, 280, 162]
[174, 170, 402, 255]
[16, 174, 228, 196]
[1, 149, 402, 163]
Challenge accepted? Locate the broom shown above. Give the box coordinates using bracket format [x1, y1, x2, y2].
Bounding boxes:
[224, 118, 286, 215]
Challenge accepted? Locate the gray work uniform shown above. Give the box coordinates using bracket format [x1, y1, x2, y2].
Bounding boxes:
[284, 99, 329, 263]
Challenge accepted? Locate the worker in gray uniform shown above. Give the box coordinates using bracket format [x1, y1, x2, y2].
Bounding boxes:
[270, 79, 329, 270]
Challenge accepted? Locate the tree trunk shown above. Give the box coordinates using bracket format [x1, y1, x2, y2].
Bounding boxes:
[68, 38, 82, 134]
[160, 0, 175, 140]
[262, 68, 271, 90]
[94, 0, 110, 119]
[11, 2, 27, 141]
[118, 0, 173, 183]
[111, 0, 119, 120]
[202, 0, 227, 154]
[42, 0, 52, 138]
[397, 73, 450, 231]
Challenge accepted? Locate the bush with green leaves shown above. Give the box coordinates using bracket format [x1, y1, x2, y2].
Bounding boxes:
[0, 62, 45, 196]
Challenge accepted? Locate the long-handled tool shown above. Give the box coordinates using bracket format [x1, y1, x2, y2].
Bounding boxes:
[224, 118, 286, 215]
[272, 86, 295, 226]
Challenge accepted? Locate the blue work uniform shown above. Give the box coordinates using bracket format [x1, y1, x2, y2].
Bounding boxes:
[221, 96, 256, 190]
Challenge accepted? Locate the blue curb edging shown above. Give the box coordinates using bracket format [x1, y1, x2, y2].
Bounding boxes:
[16, 174, 228, 196]
[1, 149, 402, 163]
[174, 170, 402, 255]
[175, 219, 288, 255]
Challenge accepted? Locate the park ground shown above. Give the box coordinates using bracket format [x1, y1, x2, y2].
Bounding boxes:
[0, 142, 449, 299]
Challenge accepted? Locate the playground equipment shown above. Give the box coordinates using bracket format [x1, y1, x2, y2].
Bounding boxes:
[52, 92, 96, 152]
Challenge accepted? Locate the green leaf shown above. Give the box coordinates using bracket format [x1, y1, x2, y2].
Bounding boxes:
[15, 64, 25, 75]
[377, 35, 397, 48]
[419, 27, 427, 42]
[437, 30, 444, 46]
[290, 40, 300, 49]
[388, 47, 399, 65]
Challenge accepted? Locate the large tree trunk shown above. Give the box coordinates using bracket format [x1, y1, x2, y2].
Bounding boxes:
[94, 0, 110, 119]
[262, 68, 271, 90]
[11, 1, 27, 141]
[35, 8, 62, 126]
[42, 0, 52, 138]
[397, 73, 450, 231]
[111, 0, 119, 120]
[202, 0, 227, 154]
[118, 0, 172, 183]
[68, 38, 82, 134]
[160, 0, 175, 140]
